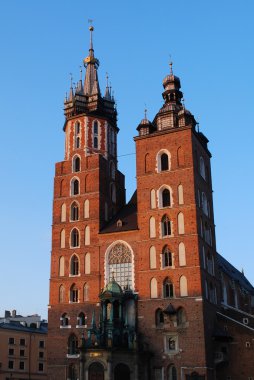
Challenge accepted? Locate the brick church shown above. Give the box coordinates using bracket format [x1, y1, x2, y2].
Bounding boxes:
[47, 26, 254, 380]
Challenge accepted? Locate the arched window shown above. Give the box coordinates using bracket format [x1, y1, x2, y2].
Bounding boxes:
[168, 366, 177, 380]
[155, 308, 164, 327]
[162, 188, 171, 207]
[70, 202, 79, 221]
[162, 245, 172, 268]
[70, 284, 78, 303]
[180, 275, 188, 296]
[83, 283, 89, 301]
[106, 242, 133, 289]
[149, 216, 156, 238]
[74, 122, 81, 150]
[161, 153, 169, 171]
[177, 307, 187, 326]
[163, 278, 174, 298]
[178, 212, 185, 234]
[150, 189, 156, 209]
[70, 255, 79, 276]
[150, 278, 158, 298]
[178, 184, 184, 205]
[59, 256, 65, 276]
[71, 178, 80, 196]
[85, 253, 91, 274]
[89, 363, 104, 380]
[60, 229, 65, 248]
[61, 313, 69, 327]
[77, 312, 86, 326]
[59, 285, 64, 303]
[178, 242, 186, 266]
[149, 246, 156, 269]
[157, 150, 171, 172]
[68, 334, 78, 355]
[84, 226, 90, 246]
[199, 156, 206, 179]
[93, 121, 98, 149]
[61, 203, 66, 222]
[73, 156, 81, 172]
[70, 228, 79, 248]
[161, 215, 171, 237]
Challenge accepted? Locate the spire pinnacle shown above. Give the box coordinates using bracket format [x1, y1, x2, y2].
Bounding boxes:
[144, 107, 147, 120]
[89, 25, 94, 53]
[169, 61, 173, 75]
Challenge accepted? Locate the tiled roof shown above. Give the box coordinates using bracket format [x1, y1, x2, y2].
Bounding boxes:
[100, 191, 138, 234]
[217, 253, 254, 294]
[0, 321, 48, 334]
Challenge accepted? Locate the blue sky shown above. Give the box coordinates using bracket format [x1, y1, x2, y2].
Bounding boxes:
[0, 0, 253, 319]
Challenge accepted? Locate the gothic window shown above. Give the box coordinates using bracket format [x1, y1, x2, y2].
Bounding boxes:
[74, 122, 81, 150]
[70, 284, 78, 303]
[149, 246, 156, 269]
[163, 278, 174, 298]
[73, 156, 81, 172]
[199, 156, 206, 179]
[162, 245, 172, 268]
[155, 308, 164, 327]
[59, 256, 65, 276]
[85, 253, 91, 274]
[150, 189, 156, 209]
[60, 229, 65, 248]
[178, 184, 184, 205]
[157, 150, 171, 172]
[70, 255, 79, 276]
[177, 212, 185, 234]
[68, 334, 78, 355]
[178, 242, 186, 266]
[83, 283, 89, 301]
[160, 187, 171, 207]
[161, 153, 169, 171]
[180, 275, 188, 296]
[77, 312, 86, 326]
[106, 242, 133, 289]
[70, 228, 79, 248]
[61, 313, 69, 327]
[59, 285, 64, 303]
[150, 277, 158, 298]
[84, 226, 90, 245]
[93, 121, 98, 149]
[149, 216, 156, 238]
[71, 178, 80, 196]
[168, 366, 177, 380]
[61, 203, 66, 222]
[70, 202, 79, 221]
[161, 215, 171, 237]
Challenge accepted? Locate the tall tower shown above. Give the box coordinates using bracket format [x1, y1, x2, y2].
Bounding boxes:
[134, 64, 219, 379]
[47, 27, 126, 380]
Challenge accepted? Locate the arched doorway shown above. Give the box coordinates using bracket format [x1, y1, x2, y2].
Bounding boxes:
[88, 362, 104, 380]
[114, 363, 130, 380]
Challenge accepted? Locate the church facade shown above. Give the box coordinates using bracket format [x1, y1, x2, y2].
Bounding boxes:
[47, 27, 254, 380]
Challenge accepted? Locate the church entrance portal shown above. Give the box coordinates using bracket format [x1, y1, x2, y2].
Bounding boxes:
[88, 362, 104, 380]
[114, 363, 130, 380]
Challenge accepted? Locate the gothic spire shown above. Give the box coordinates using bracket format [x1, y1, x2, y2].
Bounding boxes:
[83, 26, 101, 96]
